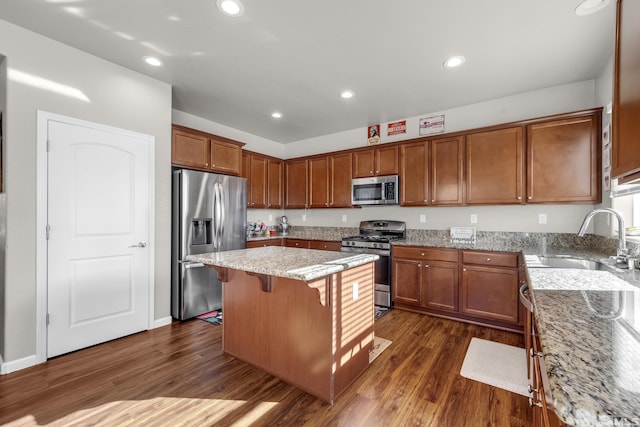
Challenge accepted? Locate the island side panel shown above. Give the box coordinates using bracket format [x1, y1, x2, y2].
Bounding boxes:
[332, 262, 375, 397]
[222, 268, 333, 402]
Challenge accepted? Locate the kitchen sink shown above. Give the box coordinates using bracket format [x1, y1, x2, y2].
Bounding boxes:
[526, 255, 626, 272]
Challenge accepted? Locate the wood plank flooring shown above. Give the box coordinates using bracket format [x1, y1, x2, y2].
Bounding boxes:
[0, 309, 532, 426]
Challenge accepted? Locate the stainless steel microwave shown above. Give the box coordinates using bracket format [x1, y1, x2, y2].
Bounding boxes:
[352, 175, 399, 206]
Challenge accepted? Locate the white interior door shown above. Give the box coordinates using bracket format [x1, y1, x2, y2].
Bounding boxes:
[46, 117, 152, 358]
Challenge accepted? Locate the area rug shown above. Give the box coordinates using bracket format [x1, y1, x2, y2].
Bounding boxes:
[197, 310, 222, 325]
[374, 306, 389, 321]
[369, 336, 392, 364]
[460, 337, 529, 397]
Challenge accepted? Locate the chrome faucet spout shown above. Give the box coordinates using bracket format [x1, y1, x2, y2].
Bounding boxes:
[577, 208, 628, 266]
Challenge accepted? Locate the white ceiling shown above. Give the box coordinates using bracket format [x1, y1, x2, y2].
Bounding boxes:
[0, 0, 616, 143]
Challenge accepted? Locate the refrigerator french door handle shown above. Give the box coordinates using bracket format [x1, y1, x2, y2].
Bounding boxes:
[213, 182, 223, 249]
[219, 185, 225, 242]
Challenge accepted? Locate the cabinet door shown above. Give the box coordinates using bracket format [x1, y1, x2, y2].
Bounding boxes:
[527, 113, 600, 203]
[308, 157, 330, 208]
[423, 261, 459, 312]
[353, 150, 375, 178]
[329, 153, 353, 207]
[375, 145, 399, 175]
[400, 141, 429, 206]
[249, 155, 267, 208]
[241, 152, 251, 207]
[466, 127, 524, 205]
[267, 159, 283, 209]
[285, 159, 308, 208]
[612, 0, 640, 181]
[210, 138, 242, 176]
[392, 258, 422, 306]
[172, 128, 210, 169]
[431, 136, 464, 206]
[461, 265, 519, 324]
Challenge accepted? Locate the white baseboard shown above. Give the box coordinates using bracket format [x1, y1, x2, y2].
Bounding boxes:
[1, 354, 38, 375]
[154, 316, 173, 329]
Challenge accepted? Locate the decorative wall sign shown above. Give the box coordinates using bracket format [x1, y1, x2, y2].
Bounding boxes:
[367, 124, 381, 145]
[387, 120, 406, 136]
[419, 114, 445, 136]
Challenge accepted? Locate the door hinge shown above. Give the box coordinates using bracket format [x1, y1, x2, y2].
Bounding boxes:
[46, 225, 51, 240]
[46, 313, 50, 325]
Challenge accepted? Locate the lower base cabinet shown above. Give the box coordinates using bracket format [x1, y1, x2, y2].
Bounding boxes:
[392, 246, 523, 332]
[247, 238, 341, 251]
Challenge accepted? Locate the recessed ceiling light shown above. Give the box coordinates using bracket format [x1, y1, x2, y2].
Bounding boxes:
[444, 56, 466, 69]
[143, 56, 164, 67]
[339, 90, 355, 99]
[575, 0, 611, 16]
[271, 112, 282, 119]
[217, 0, 244, 17]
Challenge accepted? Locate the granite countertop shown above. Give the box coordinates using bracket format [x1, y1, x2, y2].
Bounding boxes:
[526, 260, 640, 426]
[186, 246, 378, 282]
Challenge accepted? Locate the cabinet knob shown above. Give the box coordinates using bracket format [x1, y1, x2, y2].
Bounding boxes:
[529, 398, 542, 408]
[528, 384, 539, 394]
[418, 263, 421, 268]
[463, 268, 467, 272]
[205, 163, 209, 167]
[425, 264, 429, 268]
[421, 252, 425, 256]
[486, 258, 492, 262]
[375, 170, 379, 174]
[517, 196, 521, 200]
[431, 199, 435, 203]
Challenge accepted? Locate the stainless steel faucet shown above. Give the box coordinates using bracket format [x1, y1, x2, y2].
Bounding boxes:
[577, 208, 628, 267]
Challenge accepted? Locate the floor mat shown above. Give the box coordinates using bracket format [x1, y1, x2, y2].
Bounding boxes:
[197, 310, 222, 325]
[369, 336, 392, 363]
[460, 337, 529, 397]
[374, 306, 389, 321]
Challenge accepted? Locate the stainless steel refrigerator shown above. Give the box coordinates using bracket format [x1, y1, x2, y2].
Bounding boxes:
[171, 169, 247, 320]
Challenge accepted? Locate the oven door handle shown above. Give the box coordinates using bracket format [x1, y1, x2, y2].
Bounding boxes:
[341, 246, 390, 257]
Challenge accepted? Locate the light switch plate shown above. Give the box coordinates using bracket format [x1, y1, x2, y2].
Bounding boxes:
[419, 214, 426, 223]
[470, 214, 478, 224]
[342, 214, 347, 222]
[539, 213, 547, 224]
[352, 282, 359, 300]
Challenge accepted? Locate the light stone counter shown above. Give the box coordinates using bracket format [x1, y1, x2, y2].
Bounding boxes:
[186, 246, 378, 282]
[526, 265, 640, 426]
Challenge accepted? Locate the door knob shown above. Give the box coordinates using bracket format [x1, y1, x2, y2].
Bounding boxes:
[129, 242, 148, 248]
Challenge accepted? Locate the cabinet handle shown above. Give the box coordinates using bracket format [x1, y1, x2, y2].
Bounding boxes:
[528, 384, 539, 394]
[529, 397, 543, 408]
[529, 348, 543, 358]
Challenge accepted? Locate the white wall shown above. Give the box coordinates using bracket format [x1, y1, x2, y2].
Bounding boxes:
[284, 80, 598, 159]
[0, 19, 172, 363]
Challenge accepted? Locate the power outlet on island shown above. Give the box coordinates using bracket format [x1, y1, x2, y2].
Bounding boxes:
[352, 282, 359, 301]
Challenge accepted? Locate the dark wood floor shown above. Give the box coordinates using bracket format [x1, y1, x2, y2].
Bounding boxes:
[0, 309, 531, 426]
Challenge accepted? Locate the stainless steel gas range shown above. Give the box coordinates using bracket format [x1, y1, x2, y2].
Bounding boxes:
[341, 220, 406, 308]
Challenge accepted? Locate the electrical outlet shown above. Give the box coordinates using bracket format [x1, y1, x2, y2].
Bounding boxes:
[470, 214, 478, 224]
[302, 214, 307, 222]
[342, 214, 347, 222]
[539, 213, 547, 224]
[352, 282, 359, 300]
[268, 214, 273, 222]
[419, 214, 426, 223]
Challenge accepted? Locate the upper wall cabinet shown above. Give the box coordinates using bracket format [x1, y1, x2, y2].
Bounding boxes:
[466, 127, 525, 205]
[243, 151, 283, 209]
[306, 153, 353, 208]
[353, 145, 399, 178]
[431, 136, 464, 206]
[285, 158, 308, 209]
[612, 0, 640, 183]
[172, 125, 244, 176]
[400, 141, 429, 206]
[526, 111, 601, 203]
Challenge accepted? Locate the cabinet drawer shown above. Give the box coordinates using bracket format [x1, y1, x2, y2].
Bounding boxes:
[462, 251, 518, 268]
[393, 246, 459, 262]
[309, 240, 342, 251]
[285, 239, 311, 249]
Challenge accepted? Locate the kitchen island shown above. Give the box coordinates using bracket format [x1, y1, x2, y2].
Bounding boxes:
[186, 246, 379, 404]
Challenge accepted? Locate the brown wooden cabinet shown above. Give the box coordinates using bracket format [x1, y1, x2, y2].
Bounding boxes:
[309, 240, 342, 252]
[526, 111, 601, 203]
[329, 152, 353, 207]
[171, 125, 243, 176]
[400, 141, 429, 206]
[308, 157, 330, 208]
[285, 159, 308, 208]
[243, 152, 284, 209]
[431, 135, 464, 206]
[466, 127, 524, 205]
[353, 145, 399, 178]
[460, 251, 520, 325]
[612, 0, 640, 183]
[284, 238, 311, 249]
[246, 239, 282, 248]
[392, 246, 459, 313]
